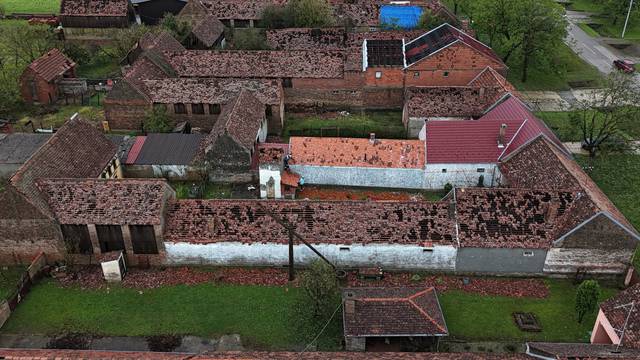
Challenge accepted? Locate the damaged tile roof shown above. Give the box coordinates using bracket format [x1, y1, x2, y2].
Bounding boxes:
[343, 287, 447, 337]
[405, 86, 508, 119]
[289, 137, 425, 169]
[138, 31, 185, 54]
[199, 0, 287, 20]
[330, 0, 380, 26]
[164, 199, 455, 246]
[526, 342, 640, 359]
[499, 136, 638, 239]
[189, 14, 225, 47]
[0, 348, 531, 360]
[454, 188, 578, 248]
[198, 90, 265, 156]
[10, 117, 117, 217]
[266, 27, 347, 50]
[425, 118, 523, 164]
[468, 67, 518, 95]
[24, 48, 76, 82]
[0, 134, 50, 165]
[257, 143, 288, 164]
[600, 284, 640, 349]
[37, 178, 173, 225]
[60, 0, 129, 16]
[107, 53, 175, 101]
[143, 78, 282, 105]
[166, 50, 345, 78]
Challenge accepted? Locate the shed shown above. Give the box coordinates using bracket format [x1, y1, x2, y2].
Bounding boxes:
[379, 5, 423, 29]
[20, 49, 77, 105]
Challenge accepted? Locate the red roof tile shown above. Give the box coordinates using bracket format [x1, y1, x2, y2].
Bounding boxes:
[405, 85, 508, 119]
[143, 78, 282, 105]
[199, 0, 287, 20]
[425, 118, 523, 164]
[601, 284, 640, 349]
[37, 178, 173, 225]
[61, 0, 129, 16]
[289, 137, 425, 169]
[24, 48, 76, 82]
[166, 50, 345, 78]
[138, 31, 185, 53]
[343, 287, 447, 337]
[281, 170, 300, 187]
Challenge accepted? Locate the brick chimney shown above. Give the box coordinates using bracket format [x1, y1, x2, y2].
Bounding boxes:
[369, 133, 376, 145]
[498, 123, 507, 148]
[345, 292, 355, 314]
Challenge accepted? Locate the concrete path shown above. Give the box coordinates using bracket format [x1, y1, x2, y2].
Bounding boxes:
[0, 333, 243, 352]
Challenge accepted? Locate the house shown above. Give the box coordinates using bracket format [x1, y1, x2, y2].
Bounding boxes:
[342, 287, 448, 351]
[123, 133, 205, 180]
[288, 136, 426, 189]
[122, 31, 185, 66]
[591, 283, 640, 347]
[20, 49, 77, 105]
[177, 0, 225, 49]
[38, 178, 175, 266]
[0, 134, 50, 178]
[0, 116, 119, 264]
[60, 0, 136, 40]
[131, 0, 187, 25]
[195, 90, 268, 182]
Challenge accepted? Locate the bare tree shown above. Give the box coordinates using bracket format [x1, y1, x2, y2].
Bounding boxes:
[570, 72, 640, 157]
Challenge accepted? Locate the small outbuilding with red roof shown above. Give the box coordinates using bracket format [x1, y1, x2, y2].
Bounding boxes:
[20, 49, 77, 105]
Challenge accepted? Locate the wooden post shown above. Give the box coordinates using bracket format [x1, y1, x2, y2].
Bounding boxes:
[288, 226, 295, 282]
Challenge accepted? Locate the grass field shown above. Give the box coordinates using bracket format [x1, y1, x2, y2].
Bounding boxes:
[535, 110, 640, 142]
[0, 267, 26, 300]
[578, 22, 600, 37]
[566, 0, 605, 13]
[14, 99, 104, 131]
[507, 43, 605, 91]
[3, 278, 616, 346]
[1, 0, 60, 14]
[283, 111, 406, 140]
[565, 0, 640, 40]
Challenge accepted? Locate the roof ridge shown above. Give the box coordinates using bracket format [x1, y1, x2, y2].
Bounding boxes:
[407, 298, 447, 334]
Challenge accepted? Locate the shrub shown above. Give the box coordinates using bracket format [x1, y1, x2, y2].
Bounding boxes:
[63, 43, 93, 65]
[144, 105, 172, 133]
[575, 280, 601, 323]
[444, 183, 453, 194]
[160, 13, 191, 40]
[417, 9, 446, 29]
[231, 28, 270, 50]
[299, 260, 339, 319]
[260, 0, 334, 28]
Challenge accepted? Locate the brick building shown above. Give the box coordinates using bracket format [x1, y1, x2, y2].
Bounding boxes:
[60, 0, 137, 40]
[20, 49, 77, 105]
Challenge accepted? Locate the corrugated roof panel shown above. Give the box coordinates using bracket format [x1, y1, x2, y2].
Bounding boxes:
[134, 133, 204, 165]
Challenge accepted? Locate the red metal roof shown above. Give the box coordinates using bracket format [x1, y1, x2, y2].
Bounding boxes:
[426, 118, 523, 164]
[479, 96, 567, 158]
[125, 136, 146, 165]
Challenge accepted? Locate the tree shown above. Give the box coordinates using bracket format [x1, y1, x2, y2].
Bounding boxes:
[575, 280, 601, 323]
[417, 9, 446, 29]
[299, 260, 339, 319]
[109, 24, 156, 60]
[160, 13, 191, 40]
[260, 0, 334, 28]
[230, 29, 270, 50]
[144, 105, 173, 133]
[600, 0, 639, 26]
[570, 72, 640, 157]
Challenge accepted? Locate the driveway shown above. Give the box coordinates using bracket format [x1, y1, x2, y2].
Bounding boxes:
[565, 11, 640, 85]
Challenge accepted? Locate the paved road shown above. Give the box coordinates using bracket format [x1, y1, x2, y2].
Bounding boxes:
[565, 11, 640, 85]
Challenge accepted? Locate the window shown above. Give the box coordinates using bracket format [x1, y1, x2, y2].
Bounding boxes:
[209, 104, 221, 114]
[414, 71, 420, 77]
[191, 103, 204, 114]
[174, 103, 186, 114]
[339, 247, 350, 251]
[441, 169, 447, 173]
[61, 224, 93, 254]
[523, 251, 535, 257]
[423, 248, 434, 253]
[375, 71, 382, 79]
[96, 225, 125, 253]
[443, 71, 450, 77]
[129, 225, 158, 254]
[282, 78, 293, 88]
[477, 168, 485, 173]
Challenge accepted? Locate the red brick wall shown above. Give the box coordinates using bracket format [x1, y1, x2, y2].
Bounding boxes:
[364, 67, 405, 88]
[20, 69, 58, 105]
[104, 99, 150, 130]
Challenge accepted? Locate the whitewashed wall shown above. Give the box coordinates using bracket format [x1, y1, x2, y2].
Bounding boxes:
[259, 165, 282, 199]
[425, 163, 501, 189]
[290, 165, 426, 189]
[544, 248, 632, 275]
[165, 242, 457, 271]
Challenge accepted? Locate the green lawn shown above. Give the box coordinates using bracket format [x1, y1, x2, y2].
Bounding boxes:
[578, 22, 600, 37]
[507, 43, 605, 91]
[1, 280, 342, 350]
[566, 0, 605, 13]
[441, 280, 617, 342]
[283, 111, 406, 140]
[76, 59, 121, 79]
[0, 267, 26, 300]
[16, 102, 104, 130]
[535, 110, 640, 142]
[1, 0, 60, 14]
[589, 17, 640, 41]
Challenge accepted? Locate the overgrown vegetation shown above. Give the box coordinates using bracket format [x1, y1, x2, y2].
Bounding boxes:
[0, 267, 26, 300]
[567, 0, 640, 40]
[261, 0, 335, 28]
[228, 28, 270, 50]
[171, 182, 234, 199]
[575, 280, 601, 323]
[283, 111, 406, 140]
[143, 106, 172, 133]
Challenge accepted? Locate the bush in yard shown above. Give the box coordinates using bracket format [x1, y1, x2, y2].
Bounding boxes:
[63, 43, 93, 65]
[299, 260, 339, 319]
[230, 28, 270, 50]
[260, 0, 334, 28]
[160, 13, 191, 41]
[444, 183, 453, 194]
[144, 105, 172, 133]
[417, 9, 446, 29]
[575, 280, 601, 323]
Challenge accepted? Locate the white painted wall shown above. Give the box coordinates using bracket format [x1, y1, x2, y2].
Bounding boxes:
[165, 242, 457, 271]
[290, 164, 426, 189]
[258, 118, 268, 143]
[151, 165, 190, 178]
[544, 248, 633, 275]
[425, 163, 501, 189]
[259, 165, 282, 199]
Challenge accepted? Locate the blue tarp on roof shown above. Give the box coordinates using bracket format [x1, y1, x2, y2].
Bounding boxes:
[379, 5, 423, 29]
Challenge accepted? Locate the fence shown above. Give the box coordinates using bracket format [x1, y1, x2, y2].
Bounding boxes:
[0, 252, 47, 329]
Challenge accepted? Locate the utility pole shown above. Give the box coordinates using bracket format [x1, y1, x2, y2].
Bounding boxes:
[622, 0, 635, 38]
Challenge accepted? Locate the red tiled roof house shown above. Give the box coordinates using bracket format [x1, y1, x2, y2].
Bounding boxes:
[20, 49, 77, 105]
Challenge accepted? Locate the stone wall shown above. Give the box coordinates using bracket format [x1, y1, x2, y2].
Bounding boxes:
[543, 248, 633, 275]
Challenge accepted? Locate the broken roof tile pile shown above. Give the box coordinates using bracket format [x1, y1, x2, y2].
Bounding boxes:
[199, 0, 287, 20]
[343, 287, 447, 337]
[266, 28, 347, 50]
[455, 188, 577, 248]
[60, 0, 129, 16]
[500, 136, 637, 237]
[164, 199, 455, 246]
[289, 137, 425, 169]
[166, 50, 345, 78]
[143, 78, 281, 105]
[257, 143, 288, 164]
[38, 178, 172, 225]
[10, 118, 117, 216]
[24, 49, 76, 82]
[600, 284, 640, 349]
[198, 90, 265, 156]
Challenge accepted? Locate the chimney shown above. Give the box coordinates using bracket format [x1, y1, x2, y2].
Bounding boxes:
[369, 133, 376, 145]
[345, 292, 355, 314]
[498, 123, 507, 148]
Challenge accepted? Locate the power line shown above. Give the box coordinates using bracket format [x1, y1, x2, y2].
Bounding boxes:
[300, 302, 343, 354]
